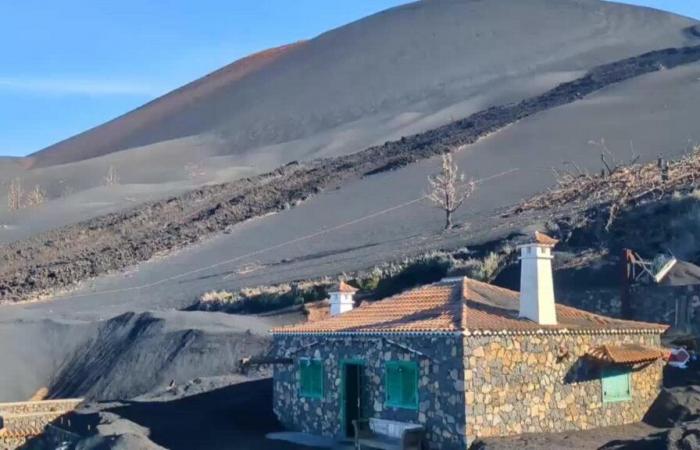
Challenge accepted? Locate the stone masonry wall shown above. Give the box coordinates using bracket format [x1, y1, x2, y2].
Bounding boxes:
[0, 399, 82, 415]
[560, 285, 700, 334]
[0, 399, 82, 450]
[630, 285, 700, 333]
[559, 288, 622, 318]
[0, 437, 28, 450]
[464, 332, 663, 443]
[272, 334, 467, 450]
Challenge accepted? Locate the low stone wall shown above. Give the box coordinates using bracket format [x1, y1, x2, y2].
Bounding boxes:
[0, 399, 82, 415]
[559, 288, 622, 318]
[464, 332, 663, 442]
[0, 399, 83, 450]
[0, 436, 27, 450]
[630, 285, 700, 333]
[561, 285, 700, 334]
[272, 334, 467, 450]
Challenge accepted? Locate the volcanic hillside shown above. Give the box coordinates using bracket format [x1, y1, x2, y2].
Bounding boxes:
[26, 0, 696, 170]
[1, 0, 700, 424]
[1, 0, 699, 236]
[0, 0, 700, 306]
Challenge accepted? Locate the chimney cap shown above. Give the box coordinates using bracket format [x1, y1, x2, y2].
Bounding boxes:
[330, 280, 358, 293]
[532, 231, 559, 247]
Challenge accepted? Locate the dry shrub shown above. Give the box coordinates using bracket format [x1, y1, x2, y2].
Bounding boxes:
[199, 290, 235, 303]
[25, 185, 46, 207]
[517, 144, 700, 231]
[104, 165, 120, 186]
[463, 252, 505, 282]
[7, 178, 22, 210]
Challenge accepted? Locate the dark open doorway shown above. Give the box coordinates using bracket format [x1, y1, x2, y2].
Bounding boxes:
[342, 361, 363, 438]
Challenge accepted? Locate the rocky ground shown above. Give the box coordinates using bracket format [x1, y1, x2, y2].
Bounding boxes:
[3, 41, 700, 305]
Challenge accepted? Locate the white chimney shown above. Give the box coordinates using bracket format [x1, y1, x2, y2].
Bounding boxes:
[518, 231, 558, 325]
[329, 281, 358, 316]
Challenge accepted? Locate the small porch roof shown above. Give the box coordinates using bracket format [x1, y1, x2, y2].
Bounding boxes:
[586, 344, 668, 364]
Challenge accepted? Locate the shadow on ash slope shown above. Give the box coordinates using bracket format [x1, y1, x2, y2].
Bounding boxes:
[0, 310, 298, 402]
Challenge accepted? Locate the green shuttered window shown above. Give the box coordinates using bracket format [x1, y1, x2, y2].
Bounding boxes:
[385, 361, 418, 409]
[299, 359, 324, 399]
[602, 366, 632, 403]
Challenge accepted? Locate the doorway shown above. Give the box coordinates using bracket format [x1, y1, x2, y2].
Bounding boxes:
[342, 361, 364, 438]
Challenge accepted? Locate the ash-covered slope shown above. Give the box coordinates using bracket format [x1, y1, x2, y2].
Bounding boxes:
[25, 0, 698, 171]
[0, 310, 299, 402]
[1, 0, 698, 241]
[26, 42, 304, 169]
[48, 312, 270, 400]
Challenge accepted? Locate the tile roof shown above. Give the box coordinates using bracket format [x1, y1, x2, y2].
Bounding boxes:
[272, 277, 668, 335]
[534, 231, 559, 246]
[331, 281, 359, 293]
[586, 344, 669, 364]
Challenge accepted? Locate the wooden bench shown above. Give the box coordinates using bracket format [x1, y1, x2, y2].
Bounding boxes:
[352, 418, 424, 450]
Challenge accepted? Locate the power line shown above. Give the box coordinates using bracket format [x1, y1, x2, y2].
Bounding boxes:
[48, 168, 519, 301]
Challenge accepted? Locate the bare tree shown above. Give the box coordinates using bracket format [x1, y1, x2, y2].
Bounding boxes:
[7, 178, 22, 210]
[588, 138, 639, 177]
[25, 184, 46, 207]
[426, 152, 475, 230]
[103, 165, 120, 186]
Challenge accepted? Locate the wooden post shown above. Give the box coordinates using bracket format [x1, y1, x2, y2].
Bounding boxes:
[658, 157, 669, 183]
[620, 249, 634, 319]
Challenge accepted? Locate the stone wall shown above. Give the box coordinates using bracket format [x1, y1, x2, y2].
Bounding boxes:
[630, 285, 700, 333]
[0, 399, 82, 415]
[464, 332, 664, 442]
[0, 399, 83, 450]
[561, 285, 700, 334]
[272, 334, 467, 450]
[1, 411, 66, 435]
[559, 288, 622, 318]
[0, 437, 27, 450]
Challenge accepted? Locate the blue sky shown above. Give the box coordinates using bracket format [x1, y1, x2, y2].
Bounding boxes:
[0, 1, 698, 157]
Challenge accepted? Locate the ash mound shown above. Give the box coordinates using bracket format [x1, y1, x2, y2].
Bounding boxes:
[0, 310, 288, 402]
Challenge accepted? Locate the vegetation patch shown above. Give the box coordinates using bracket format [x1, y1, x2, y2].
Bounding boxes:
[188, 245, 516, 314]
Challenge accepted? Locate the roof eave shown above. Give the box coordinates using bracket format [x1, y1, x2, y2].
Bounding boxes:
[270, 326, 666, 337]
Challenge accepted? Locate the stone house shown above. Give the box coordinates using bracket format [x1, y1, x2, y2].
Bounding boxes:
[270, 233, 668, 449]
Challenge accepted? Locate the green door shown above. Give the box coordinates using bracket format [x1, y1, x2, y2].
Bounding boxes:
[602, 366, 632, 403]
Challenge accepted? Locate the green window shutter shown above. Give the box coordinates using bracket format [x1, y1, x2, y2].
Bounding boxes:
[402, 365, 417, 406]
[299, 359, 323, 399]
[385, 361, 418, 409]
[311, 360, 323, 397]
[386, 364, 401, 405]
[602, 366, 632, 403]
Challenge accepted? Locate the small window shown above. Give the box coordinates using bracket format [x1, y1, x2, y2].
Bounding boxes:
[299, 359, 324, 399]
[602, 366, 632, 403]
[385, 361, 418, 409]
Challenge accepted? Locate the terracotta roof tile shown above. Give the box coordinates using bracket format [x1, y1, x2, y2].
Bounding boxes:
[271, 278, 668, 335]
[534, 231, 559, 246]
[586, 344, 669, 364]
[331, 281, 359, 293]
